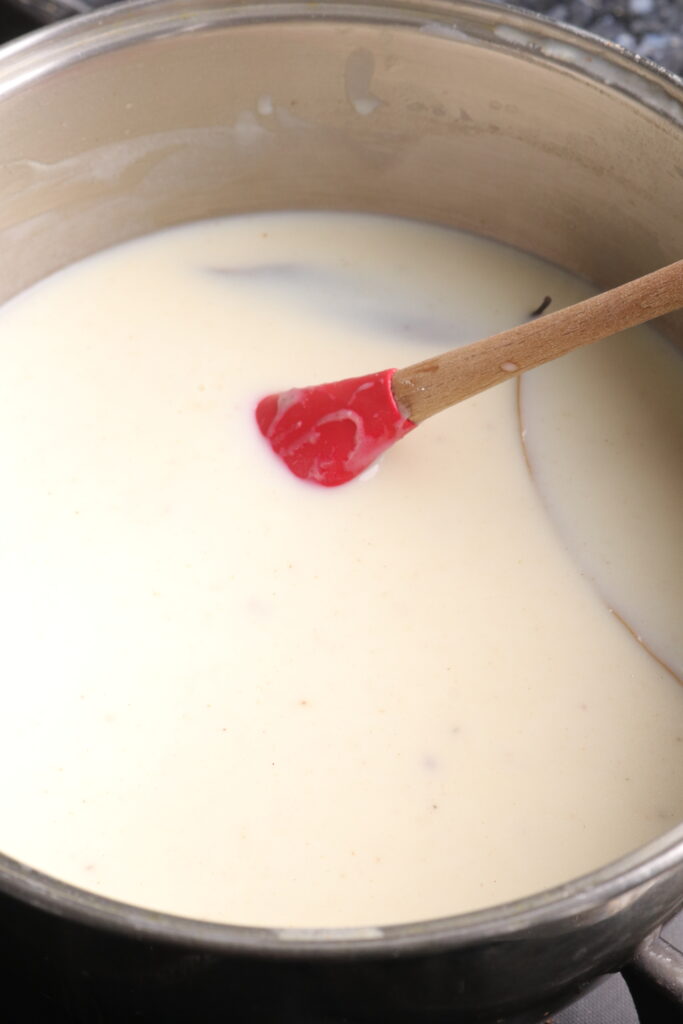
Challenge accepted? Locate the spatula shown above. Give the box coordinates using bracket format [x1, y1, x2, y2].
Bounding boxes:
[256, 259, 683, 487]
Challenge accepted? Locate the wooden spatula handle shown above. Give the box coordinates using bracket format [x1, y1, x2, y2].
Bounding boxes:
[392, 259, 683, 424]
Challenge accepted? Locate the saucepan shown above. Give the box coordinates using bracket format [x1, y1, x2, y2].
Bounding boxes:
[0, 2, 682, 1021]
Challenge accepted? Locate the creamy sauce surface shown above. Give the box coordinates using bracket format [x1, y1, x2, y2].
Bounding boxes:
[0, 212, 681, 928]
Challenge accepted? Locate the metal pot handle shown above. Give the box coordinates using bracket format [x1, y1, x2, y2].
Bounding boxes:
[622, 928, 683, 1024]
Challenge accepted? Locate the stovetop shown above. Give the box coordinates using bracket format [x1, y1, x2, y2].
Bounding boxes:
[554, 913, 683, 1023]
[0, 2, 681, 1022]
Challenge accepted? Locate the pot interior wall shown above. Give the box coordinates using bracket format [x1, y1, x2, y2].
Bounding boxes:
[0, 7, 681, 346]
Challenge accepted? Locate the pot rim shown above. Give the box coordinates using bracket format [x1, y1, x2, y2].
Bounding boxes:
[0, 0, 681, 112]
[0, 0, 681, 958]
[3, 824, 683, 957]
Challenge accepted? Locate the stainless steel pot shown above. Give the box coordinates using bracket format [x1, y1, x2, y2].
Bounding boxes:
[0, 3, 682, 1022]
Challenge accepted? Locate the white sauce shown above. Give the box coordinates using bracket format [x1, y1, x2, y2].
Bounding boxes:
[0, 211, 680, 928]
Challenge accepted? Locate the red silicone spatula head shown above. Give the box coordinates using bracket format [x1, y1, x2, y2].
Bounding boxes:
[255, 369, 416, 487]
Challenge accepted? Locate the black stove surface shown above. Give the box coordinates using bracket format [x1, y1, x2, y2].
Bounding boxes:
[554, 914, 683, 1023]
[0, 2, 681, 1022]
[0, 2, 33, 38]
